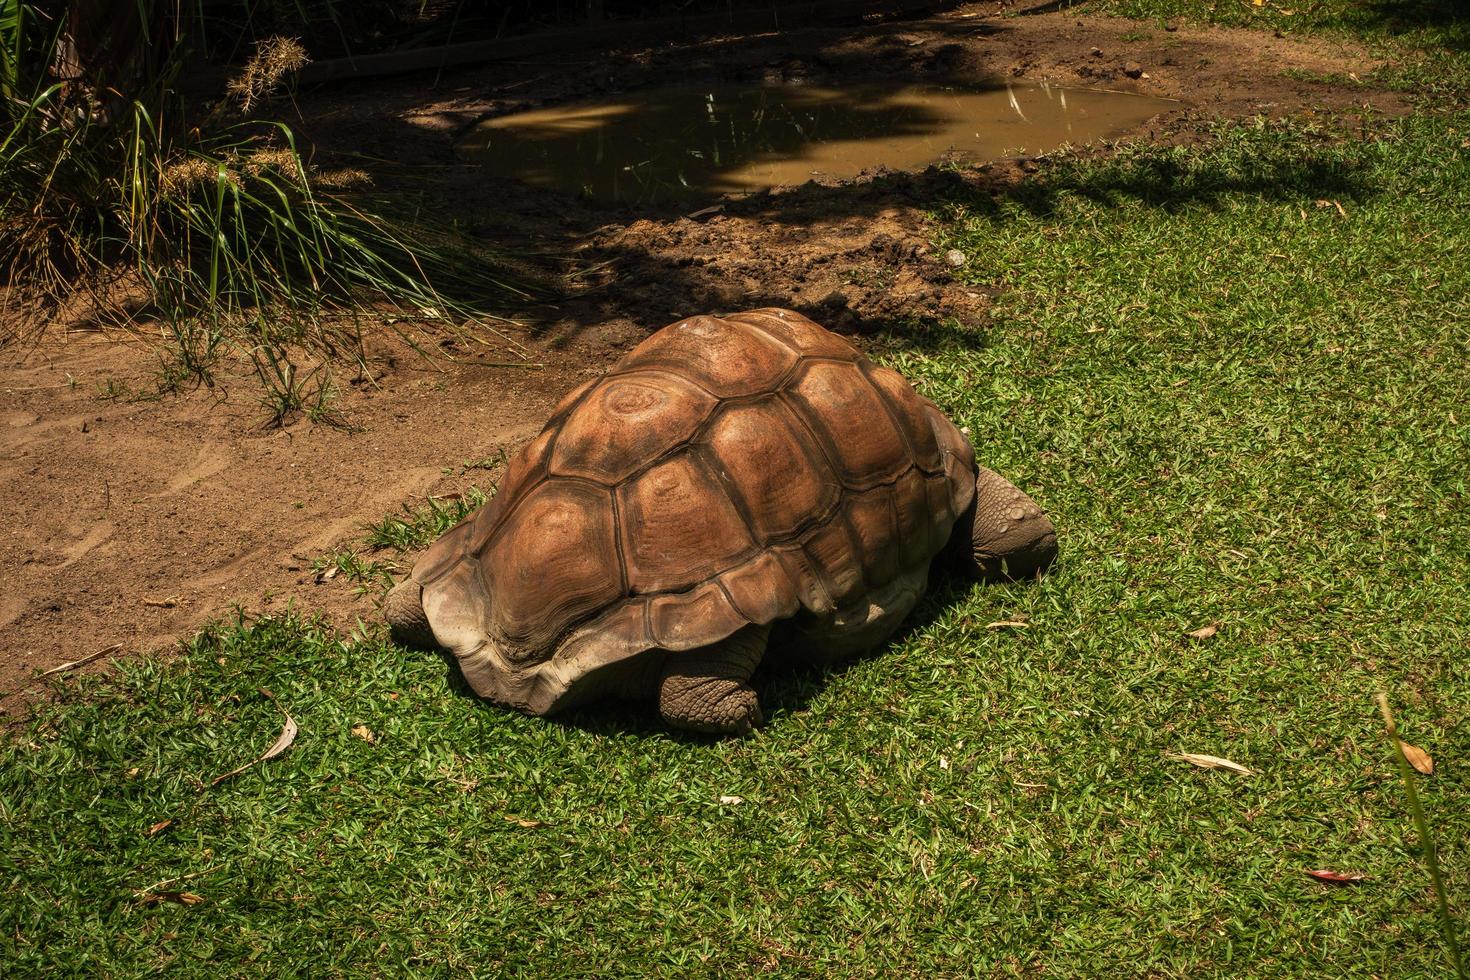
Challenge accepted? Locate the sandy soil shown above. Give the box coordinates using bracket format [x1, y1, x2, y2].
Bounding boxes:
[0, 4, 1406, 713]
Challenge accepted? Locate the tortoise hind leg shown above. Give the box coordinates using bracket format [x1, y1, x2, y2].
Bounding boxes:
[657, 623, 770, 736]
[954, 467, 1058, 582]
[385, 579, 437, 649]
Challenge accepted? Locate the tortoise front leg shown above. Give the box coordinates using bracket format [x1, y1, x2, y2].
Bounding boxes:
[657, 623, 770, 736]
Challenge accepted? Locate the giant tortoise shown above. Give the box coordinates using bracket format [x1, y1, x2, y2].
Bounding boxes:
[386, 308, 1056, 735]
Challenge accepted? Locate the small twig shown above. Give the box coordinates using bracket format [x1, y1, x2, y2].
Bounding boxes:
[133, 863, 224, 899]
[40, 643, 123, 677]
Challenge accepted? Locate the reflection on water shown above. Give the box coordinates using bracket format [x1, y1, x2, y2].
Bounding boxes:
[456, 81, 1176, 205]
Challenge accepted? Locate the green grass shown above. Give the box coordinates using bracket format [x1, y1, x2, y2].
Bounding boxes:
[312, 486, 495, 593]
[6, 9, 1470, 978]
[360, 487, 492, 554]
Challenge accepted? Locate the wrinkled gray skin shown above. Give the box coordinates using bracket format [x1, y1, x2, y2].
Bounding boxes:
[387, 466, 1055, 736]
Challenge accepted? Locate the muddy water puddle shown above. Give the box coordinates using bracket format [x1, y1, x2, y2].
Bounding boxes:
[457, 81, 1175, 205]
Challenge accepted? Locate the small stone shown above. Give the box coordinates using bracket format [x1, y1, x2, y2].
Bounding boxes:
[1090, 47, 1104, 57]
[945, 249, 967, 268]
[1124, 62, 1144, 79]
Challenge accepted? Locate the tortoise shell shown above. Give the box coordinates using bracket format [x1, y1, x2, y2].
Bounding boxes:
[412, 308, 977, 714]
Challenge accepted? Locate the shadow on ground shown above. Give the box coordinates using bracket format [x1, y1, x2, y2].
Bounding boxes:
[1351, 0, 1469, 49]
[413, 569, 1046, 743]
[287, 6, 1413, 351]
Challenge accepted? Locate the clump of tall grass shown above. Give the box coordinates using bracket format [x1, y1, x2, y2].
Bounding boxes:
[0, 3, 545, 424]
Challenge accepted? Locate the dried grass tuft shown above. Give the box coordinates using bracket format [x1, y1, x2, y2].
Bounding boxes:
[226, 37, 309, 113]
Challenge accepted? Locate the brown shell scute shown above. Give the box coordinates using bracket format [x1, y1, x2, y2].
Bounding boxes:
[844, 488, 901, 588]
[414, 308, 976, 715]
[617, 452, 755, 594]
[862, 362, 945, 475]
[725, 309, 855, 358]
[619, 313, 800, 396]
[484, 481, 622, 654]
[549, 371, 717, 484]
[785, 360, 911, 490]
[701, 401, 840, 543]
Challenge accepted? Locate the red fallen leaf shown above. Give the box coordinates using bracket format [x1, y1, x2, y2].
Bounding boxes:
[1305, 869, 1368, 885]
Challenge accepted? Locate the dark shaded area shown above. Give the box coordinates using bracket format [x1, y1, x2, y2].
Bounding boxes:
[1326, 0, 1469, 51]
[539, 573, 1018, 742]
[492, 539, 1052, 741]
[290, 19, 1015, 331]
[529, 142, 1377, 340]
[283, 3, 1401, 347]
[203, 0, 960, 61]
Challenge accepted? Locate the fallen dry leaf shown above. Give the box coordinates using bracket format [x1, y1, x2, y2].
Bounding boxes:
[1174, 753, 1253, 775]
[1305, 869, 1367, 885]
[1399, 740, 1434, 775]
[141, 596, 179, 608]
[210, 707, 298, 786]
[146, 819, 173, 837]
[351, 724, 376, 744]
[504, 815, 543, 828]
[986, 621, 1030, 630]
[1186, 624, 1218, 641]
[719, 795, 745, 805]
[138, 890, 205, 906]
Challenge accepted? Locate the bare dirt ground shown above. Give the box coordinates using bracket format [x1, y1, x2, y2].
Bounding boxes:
[0, 4, 1406, 713]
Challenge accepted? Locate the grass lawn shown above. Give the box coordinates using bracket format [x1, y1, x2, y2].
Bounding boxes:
[4, 3, 1469, 976]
